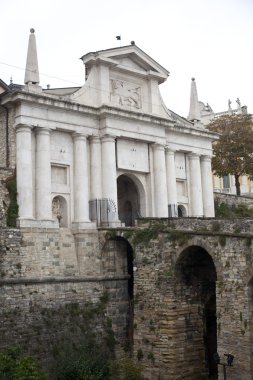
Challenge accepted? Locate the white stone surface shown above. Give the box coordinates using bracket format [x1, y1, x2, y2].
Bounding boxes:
[117, 139, 149, 173]
[166, 149, 177, 209]
[73, 133, 90, 223]
[188, 153, 204, 217]
[201, 156, 215, 217]
[153, 144, 168, 217]
[6, 33, 219, 228]
[35, 128, 52, 220]
[16, 125, 34, 220]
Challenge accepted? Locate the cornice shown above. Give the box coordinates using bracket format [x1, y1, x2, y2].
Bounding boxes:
[1, 90, 219, 140]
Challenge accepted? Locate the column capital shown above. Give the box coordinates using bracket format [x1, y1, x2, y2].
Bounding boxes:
[188, 152, 200, 160]
[72, 132, 88, 142]
[201, 155, 212, 162]
[165, 147, 176, 155]
[35, 127, 51, 136]
[89, 135, 101, 144]
[153, 142, 166, 151]
[101, 134, 116, 143]
[15, 124, 33, 133]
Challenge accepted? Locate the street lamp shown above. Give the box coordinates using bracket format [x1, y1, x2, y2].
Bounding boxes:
[213, 352, 234, 380]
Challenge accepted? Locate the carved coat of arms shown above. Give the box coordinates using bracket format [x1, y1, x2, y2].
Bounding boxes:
[110, 79, 141, 109]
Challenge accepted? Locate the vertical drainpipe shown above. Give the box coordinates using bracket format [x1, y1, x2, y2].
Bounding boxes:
[0, 104, 9, 168]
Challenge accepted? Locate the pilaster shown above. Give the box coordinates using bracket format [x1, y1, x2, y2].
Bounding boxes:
[153, 143, 168, 217]
[90, 136, 102, 200]
[72, 133, 95, 230]
[201, 155, 215, 217]
[16, 124, 34, 223]
[165, 148, 177, 216]
[35, 127, 52, 220]
[188, 153, 204, 217]
[101, 134, 119, 224]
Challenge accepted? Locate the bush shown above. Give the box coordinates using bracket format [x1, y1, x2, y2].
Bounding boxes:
[0, 346, 46, 380]
[215, 202, 253, 218]
[55, 336, 112, 380]
[110, 357, 144, 380]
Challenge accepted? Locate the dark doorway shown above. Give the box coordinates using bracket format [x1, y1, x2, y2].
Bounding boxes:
[175, 246, 218, 379]
[117, 175, 140, 226]
[102, 237, 134, 352]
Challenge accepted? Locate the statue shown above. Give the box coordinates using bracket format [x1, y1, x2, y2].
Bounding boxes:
[236, 98, 241, 108]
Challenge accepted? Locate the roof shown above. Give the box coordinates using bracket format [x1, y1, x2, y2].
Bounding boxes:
[80, 44, 169, 84]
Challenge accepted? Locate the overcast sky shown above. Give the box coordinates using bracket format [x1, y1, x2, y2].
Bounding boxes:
[1, 0, 252, 118]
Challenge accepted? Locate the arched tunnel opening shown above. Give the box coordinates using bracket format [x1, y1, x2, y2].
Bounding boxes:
[175, 245, 218, 379]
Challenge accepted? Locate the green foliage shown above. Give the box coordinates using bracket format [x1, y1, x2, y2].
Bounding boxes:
[215, 202, 253, 218]
[49, 295, 117, 380]
[167, 230, 190, 246]
[0, 346, 46, 380]
[111, 357, 144, 380]
[136, 349, 144, 361]
[208, 114, 253, 195]
[5, 176, 18, 227]
[56, 337, 112, 380]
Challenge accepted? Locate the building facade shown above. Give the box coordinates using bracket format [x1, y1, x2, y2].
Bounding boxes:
[0, 29, 217, 229]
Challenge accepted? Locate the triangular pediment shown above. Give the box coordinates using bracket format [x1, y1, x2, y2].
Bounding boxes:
[81, 45, 169, 84]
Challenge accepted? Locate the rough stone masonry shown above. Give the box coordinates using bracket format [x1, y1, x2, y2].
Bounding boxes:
[0, 216, 252, 379]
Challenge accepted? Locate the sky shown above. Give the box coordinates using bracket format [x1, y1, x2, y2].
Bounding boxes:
[1, 0, 253, 118]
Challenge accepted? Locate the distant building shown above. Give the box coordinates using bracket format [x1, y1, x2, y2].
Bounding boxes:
[187, 78, 253, 196]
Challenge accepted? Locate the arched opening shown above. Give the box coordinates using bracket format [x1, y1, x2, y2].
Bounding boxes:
[52, 195, 68, 227]
[178, 204, 187, 217]
[102, 237, 134, 352]
[117, 175, 140, 226]
[175, 246, 217, 379]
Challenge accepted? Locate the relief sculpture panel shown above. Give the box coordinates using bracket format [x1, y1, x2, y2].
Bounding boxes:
[110, 79, 141, 109]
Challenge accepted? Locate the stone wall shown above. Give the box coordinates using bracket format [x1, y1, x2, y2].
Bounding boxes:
[0, 227, 131, 377]
[0, 106, 16, 169]
[214, 191, 253, 209]
[0, 220, 253, 379]
[111, 218, 253, 380]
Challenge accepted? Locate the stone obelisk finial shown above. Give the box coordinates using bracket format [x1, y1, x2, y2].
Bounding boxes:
[24, 28, 40, 90]
[188, 77, 201, 122]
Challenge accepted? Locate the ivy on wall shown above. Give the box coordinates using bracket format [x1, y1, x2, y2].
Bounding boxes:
[5, 174, 18, 227]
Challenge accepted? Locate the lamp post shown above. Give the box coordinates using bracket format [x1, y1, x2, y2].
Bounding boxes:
[213, 352, 234, 380]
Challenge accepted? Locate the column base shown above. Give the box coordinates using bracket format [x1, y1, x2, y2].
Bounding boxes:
[17, 218, 59, 228]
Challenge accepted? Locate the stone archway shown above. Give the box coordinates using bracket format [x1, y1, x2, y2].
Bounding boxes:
[117, 174, 141, 226]
[175, 245, 217, 379]
[52, 195, 68, 227]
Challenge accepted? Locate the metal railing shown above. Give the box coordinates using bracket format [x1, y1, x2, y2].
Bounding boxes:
[89, 198, 117, 227]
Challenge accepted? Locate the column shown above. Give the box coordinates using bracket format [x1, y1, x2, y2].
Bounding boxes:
[101, 135, 119, 221]
[188, 153, 203, 217]
[153, 143, 168, 217]
[165, 148, 177, 216]
[16, 125, 33, 220]
[90, 136, 102, 200]
[35, 128, 52, 220]
[73, 133, 90, 223]
[201, 155, 215, 217]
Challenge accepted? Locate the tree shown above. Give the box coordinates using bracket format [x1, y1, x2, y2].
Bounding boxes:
[208, 113, 253, 195]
